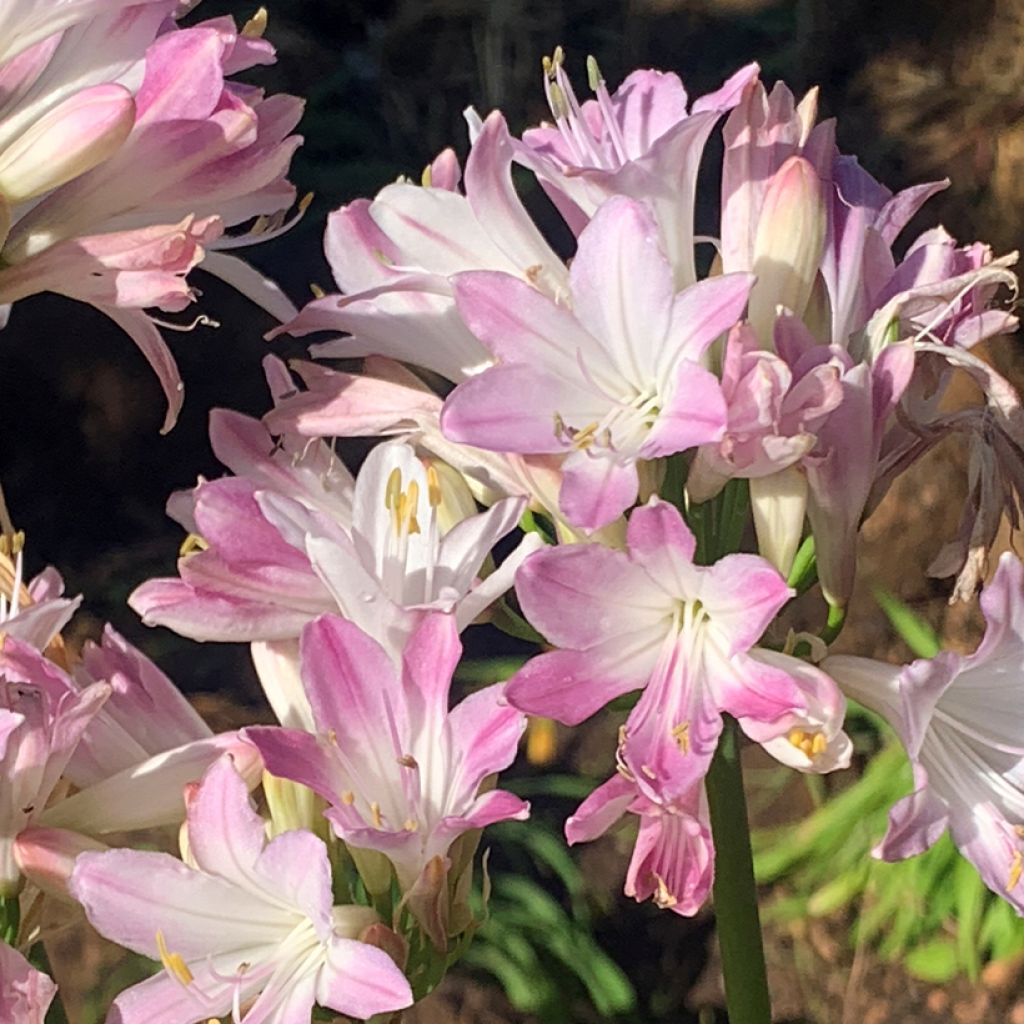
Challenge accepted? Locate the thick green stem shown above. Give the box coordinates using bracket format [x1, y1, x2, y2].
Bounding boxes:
[706, 717, 772, 1024]
[1, 894, 19, 945]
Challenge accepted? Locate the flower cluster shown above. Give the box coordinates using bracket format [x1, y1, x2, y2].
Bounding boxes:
[0, 0, 303, 429]
[4, 15, 1024, 1024]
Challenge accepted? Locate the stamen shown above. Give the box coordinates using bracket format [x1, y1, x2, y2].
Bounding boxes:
[426, 465, 442, 509]
[653, 874, 677, 909]
[384, 467, 402, 512]
[156, 930, 194, 986]
[370, 801, 384, 828]
[1009, 850, 1023, 892]
[179, 533, 208, 558]
[586, 55, 602, 92]
[672, 722, 690, 754]
[340, 790, 355, 805]
[403, 818, 419, 832]
[421, 163, 432, 188]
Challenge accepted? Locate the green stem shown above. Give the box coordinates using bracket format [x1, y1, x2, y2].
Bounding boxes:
[706, 717, 772, 1024]
[1, 894, 19, 945]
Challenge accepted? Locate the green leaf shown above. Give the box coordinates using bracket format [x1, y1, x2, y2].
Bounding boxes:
[874, 588, 941, 658]
[954, 855, 986, 980]
[905, 938, 960, 983]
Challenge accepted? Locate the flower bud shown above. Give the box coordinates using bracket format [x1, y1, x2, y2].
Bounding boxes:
[14, 827, 106, 902]
[0, 84, 134, 204]
[750, 465, 808, 576]
[748, 156, 827, 347]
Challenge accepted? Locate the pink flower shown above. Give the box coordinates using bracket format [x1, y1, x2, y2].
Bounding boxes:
[441, 197, 749, 529]
[824, 553, 1024, 912]
[277, 110, 564, 384]
[0, 10, 303, 430]
[0, 632, 261, 837]
[131, 419, 536, 664]
[0, 939, 56, 1024]
[70, 756, 414, 1023]
[0, 545, 79, 652]
[519, 49, 756, 286]
[507, 499, 850, 804]
[566, 774, 713, 916]
[244, 613, 529, 891]
[0, 645, 107, 894]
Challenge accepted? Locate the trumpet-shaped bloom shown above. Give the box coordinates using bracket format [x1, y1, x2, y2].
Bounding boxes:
[824, 553, 1024, 913]
[244, 613, 528, 891]
[0, 645, 108, 894]
[131, 422, 536, 662]
[0, 632, 261, 837]
[442, 197, 748, 529]
[0, 940, 56, 1024]
[566, 773, 713, 916]
[70, 756, 414, 1024]
[507, 499, 850, 803]
[0, 11, 302, 430]
[277, 110, 564, 384]
[519, 50, 756, 287]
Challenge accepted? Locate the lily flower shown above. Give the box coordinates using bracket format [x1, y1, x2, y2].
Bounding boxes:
[442, 196, 749, 529]
[70, 756, 414, 1023]
[0, 9, 303, 430]
[565, 773, 714, 916]
[131, 426, 537, 664]
[518, 48, 756, 287]
[823, 553, 1024, 912]
[507, 499, 851, 803]
[244, 612, 529, 893]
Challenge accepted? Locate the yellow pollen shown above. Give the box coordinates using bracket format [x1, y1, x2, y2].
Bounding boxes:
[586, 55, 603, 91]
[403, 818, 419, 832]
[242, 7, 268, 37]
[571, 422, 600, 451]
[384, 469, 421, 536]
[1009, 851, 1023, 892]
[548, 82, 569, 120]
[179, 532, 208, 558]
[384, 467, 402, 511]
[421, 163, 433, 188]
[309, 282, 325, 299]
[340, 790, 355, 805]
[525, 264, 543, 284]
[552, 44, 565, 66]
[653, 874, 677, 909]
[370, 801, 384, 828]
[156, 930, 194, 986]
[426, 464, 442, 509]
[671, 722, 690, 754]
[786, 727, 827, 758]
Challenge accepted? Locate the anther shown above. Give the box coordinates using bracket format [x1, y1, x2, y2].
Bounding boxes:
[586, 55, 602, 92]
[156, 930, 194, 986]
[426, 465, 442, 509]
[370, 802, 384, 828]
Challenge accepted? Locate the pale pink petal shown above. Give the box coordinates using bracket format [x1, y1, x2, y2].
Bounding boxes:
[558, 449, 639, 530]
[565, 774, 634, 845]
[642, 361, 727, 456]
[317, 936, 413, 1019]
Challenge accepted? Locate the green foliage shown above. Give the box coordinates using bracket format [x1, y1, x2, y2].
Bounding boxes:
[873, 588, 941, 658]
[464, 816, 636, 1022]
[753, 738, 1024, 981]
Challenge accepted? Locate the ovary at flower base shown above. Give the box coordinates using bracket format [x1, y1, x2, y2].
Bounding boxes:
[70, 756, 414, 1024]
[506, 498, 851, 807]
[824, 553, 1024, 913]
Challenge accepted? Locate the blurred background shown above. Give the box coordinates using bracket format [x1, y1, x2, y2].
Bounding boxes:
[9, 0, 1024, 1020]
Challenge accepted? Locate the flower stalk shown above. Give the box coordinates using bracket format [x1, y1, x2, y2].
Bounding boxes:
[706, 716, 772, 1024]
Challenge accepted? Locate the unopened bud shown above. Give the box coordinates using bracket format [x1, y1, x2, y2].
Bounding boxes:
[0, 84, 134, 203]
[748, 156, 826, 347]
[14, 827, 107, 902]
[750, 465, 808, 576]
